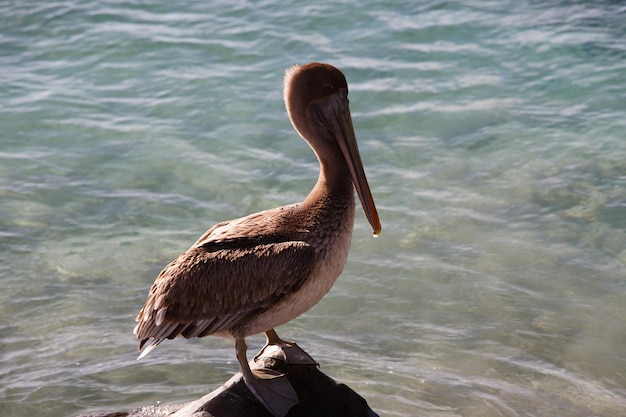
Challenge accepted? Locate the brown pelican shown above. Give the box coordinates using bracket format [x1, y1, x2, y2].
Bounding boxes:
[134, 62, 381, 417]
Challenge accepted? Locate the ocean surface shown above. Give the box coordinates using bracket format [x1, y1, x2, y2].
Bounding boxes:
[2, 1, 625, 416]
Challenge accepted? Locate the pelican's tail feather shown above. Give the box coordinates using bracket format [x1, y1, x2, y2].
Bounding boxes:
[137, 338, 162, 360]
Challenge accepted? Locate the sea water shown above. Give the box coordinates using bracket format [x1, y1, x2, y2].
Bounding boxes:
[1, 1, 625, 416]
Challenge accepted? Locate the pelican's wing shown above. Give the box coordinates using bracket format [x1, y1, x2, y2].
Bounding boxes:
[191, 205, 308, 248]
[133, 225, 316, 351]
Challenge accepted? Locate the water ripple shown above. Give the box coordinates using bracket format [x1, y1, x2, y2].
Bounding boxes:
[2, 1, 626, 416]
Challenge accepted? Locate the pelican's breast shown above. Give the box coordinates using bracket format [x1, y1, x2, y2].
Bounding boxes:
[239, 206, 355, 336]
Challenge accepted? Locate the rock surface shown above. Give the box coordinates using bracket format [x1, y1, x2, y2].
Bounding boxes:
[78, 343, 379, 417]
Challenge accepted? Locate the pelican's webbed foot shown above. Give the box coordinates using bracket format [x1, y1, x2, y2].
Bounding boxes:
[254, 329, 317, 366]
[236, 337, 298, 417]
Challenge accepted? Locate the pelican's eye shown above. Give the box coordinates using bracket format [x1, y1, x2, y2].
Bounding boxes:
[321, 83, 334, 95]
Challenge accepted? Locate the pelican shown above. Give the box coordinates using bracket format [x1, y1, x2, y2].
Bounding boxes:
[134, 62, 381, 417]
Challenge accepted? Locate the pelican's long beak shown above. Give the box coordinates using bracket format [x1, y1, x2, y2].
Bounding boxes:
[327, 93, 382, 237]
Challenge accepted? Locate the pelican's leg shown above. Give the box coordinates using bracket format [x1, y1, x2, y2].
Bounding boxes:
[235, 338, 298, 417]
[254, 329, 317, 366]
[265, 328, 292, 345]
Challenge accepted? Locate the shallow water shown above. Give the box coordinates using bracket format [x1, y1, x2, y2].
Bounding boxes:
[1, 1, 626, 416]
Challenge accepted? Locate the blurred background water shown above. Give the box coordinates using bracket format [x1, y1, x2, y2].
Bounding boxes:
[1, 1, 626, 416]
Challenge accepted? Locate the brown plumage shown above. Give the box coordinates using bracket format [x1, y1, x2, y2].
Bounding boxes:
[133, 62, 381, 417]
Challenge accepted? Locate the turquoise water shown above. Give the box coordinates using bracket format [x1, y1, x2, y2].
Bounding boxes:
[2, 1, 626, 416]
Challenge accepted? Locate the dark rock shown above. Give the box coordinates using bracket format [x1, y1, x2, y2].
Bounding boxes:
[78, 344, 379, 417]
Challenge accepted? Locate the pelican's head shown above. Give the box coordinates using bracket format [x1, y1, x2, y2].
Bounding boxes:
[283, 62, 381, 237]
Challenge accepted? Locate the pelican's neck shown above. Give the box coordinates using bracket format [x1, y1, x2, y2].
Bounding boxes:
[303, 143, 355, 214]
